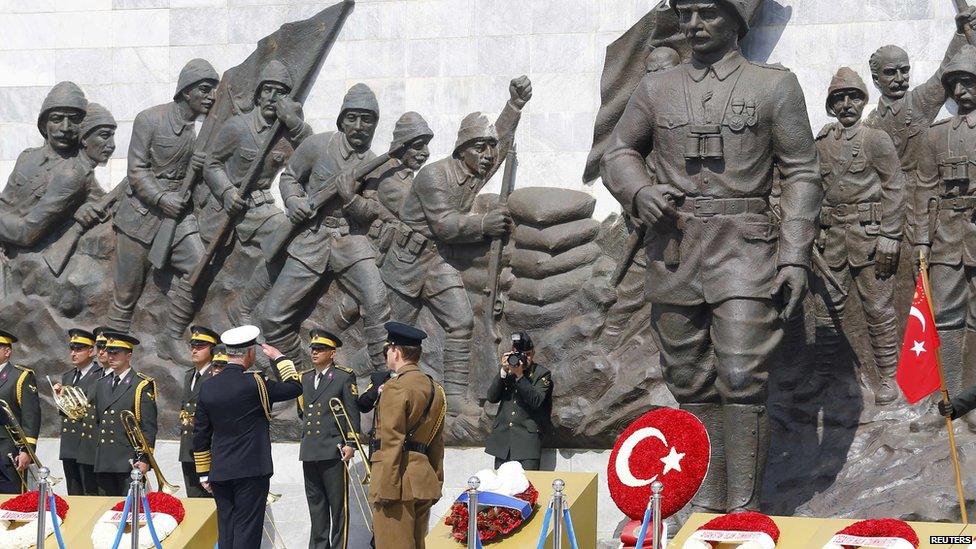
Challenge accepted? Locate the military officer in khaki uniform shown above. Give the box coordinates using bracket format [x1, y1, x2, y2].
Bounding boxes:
[202, 60, 313, 325]
[109, 59, 220, 363]
[76, 327, 112, 495]
[369, 322, 445, 549]
[602, 0, 823, 513]
[0, 331, 40, 494]
[485, 332, 552, 471]
[92, 332, 157, 496]
[297, 329, 361, 549]
[803, 68, 906, 406]
[178, 326, 218, 498]
[53, 329, 104, 495]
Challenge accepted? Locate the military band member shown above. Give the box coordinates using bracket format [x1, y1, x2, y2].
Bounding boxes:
[92, 332, 157, 497]
[0, 331, 40, 494]
[179, 325, 218, 498]
[76, 326, 112, 495]
[202, 60, 312, 325]
[381, 78, 532, 415]
[485, 332, 552, 471]
[192, 326, 302, 549]
[298, 329, 360, 549]
[369, 322, 445, 549]
[54, 329, 103, 495]
[806, 67, 905, 406]
[109, 59, 220, 362]
[262, 84, 391, 369]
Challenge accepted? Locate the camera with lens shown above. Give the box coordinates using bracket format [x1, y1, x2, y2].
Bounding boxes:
[506, 331, 533, 368]
[506, 352, 526, 367]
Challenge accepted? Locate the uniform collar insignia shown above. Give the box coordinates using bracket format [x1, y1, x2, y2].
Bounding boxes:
[688, 49, 744, 83]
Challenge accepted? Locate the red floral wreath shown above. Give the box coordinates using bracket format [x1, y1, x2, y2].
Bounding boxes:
[701, 512, 779, 539]
[111, 492, 185, 524]
[832, 519, 919, 548]
[1, 491, 68, 520]
[444, 483, 539, 544]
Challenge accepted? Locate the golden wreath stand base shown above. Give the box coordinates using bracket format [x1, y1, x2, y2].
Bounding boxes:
[426, 471, 598, 549]
[673, 513, 971, 548]
[0, 494, 217, 549]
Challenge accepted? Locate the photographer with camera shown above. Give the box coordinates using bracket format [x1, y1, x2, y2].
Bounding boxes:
[484, 332, 553, 471]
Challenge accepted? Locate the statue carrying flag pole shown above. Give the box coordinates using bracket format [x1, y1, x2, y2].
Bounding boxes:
[897, 252, 968, 523]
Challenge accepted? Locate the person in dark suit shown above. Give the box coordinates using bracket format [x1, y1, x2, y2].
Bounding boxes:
[485, 331, 552, 471]
[75, 327, 112, 495]
[178, 325, 218, 498]
[192, 325, 302, 549]
[0, 330, 40, 494]
[298, 329, 361, 549]
[356, 370, 392, 454]
[92, 332, 157, 497]
[53, 329, 104, 495]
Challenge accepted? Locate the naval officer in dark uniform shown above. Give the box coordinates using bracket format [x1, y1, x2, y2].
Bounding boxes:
[0, 330, 40, 494]
[54, 329, 103, 495]
[178, 325, 218, 498]
[192, 325, 302, 549]
[298, 329, 361, 549]
[485, 331, 553, 471]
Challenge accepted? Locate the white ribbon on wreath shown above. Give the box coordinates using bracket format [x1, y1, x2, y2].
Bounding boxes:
[90, 511, 178, 549]
[683, 529, 777, 549]
[0, 516, 59, 549]
[823, 534, 916, 549]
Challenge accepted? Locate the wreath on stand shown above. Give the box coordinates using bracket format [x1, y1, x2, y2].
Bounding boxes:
[91, 492, 185, 549]
[444, 462, 539, 544]
[682, 512, 781, 549]
[823, 519, 919, 549]
[0, 491, 69, 549]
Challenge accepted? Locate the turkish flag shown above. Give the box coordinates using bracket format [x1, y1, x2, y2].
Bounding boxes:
[896, 273, 943, 404]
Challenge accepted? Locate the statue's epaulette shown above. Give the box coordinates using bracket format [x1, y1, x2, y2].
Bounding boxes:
[931, 117, 953, 128]
[816, 124, 835, 141]
[335, 364, 354, 375]
[748, 60, 790, 72]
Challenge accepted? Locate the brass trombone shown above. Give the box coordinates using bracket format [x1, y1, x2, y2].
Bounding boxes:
[0, 399, 60, 490]
[263, 491, 285, 549]
[120, 410, 181, 495]
[328, 397, 372, 531]
[46, 375, 89, 421]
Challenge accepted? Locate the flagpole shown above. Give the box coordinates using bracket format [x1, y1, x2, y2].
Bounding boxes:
[920, 252, 969, 523]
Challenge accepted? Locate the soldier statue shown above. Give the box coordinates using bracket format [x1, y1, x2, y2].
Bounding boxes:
[201, 60, 313, 325]
[804, 67, 905, 406]
[261, 84, 390, 368]
[109, 59, 220, 362]
[602, 0, 823, 513]
[0, 82, 108, 250]
[915, 45, 976, 415]
[381, 77, 533, 416]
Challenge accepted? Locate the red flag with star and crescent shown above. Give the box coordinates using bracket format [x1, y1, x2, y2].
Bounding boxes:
[896, 273, 942, 404]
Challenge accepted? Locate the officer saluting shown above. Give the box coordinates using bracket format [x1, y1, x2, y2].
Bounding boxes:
[0, 330, 40, 494]
[369, 322, 445, 549]
[192, 325, 302, 549]
[92, 332, 157, 496]
[178, 325, 219, 498]
[54, 329, 103, 495]
[298, 329, 361, 549]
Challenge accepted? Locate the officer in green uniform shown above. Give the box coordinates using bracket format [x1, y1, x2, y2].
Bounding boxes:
[298, 328, 361, 549]
[210, 344, 229, 375]
[92, 332, 157, 496]
[485, 332, 552, 471]
[0, 330, 40, 494]
[54, 329, 104, 495]
[76, 327, 112, 495]
[179, 326, 218, 498]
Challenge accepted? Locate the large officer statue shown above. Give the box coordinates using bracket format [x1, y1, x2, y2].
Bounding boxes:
[109, 59, 219, 362]
[382, 77, 532, 416]
[202, 60, 312, 325]
[805, 68, 905, 406]
[261, 84, 390, 369]
[602, 0, 823, 513]
[915, 45, 976, 416]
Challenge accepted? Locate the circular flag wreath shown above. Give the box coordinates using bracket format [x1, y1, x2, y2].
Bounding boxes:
[0, 491, 68, 549]
[607, 407, 709, 520]
[823, 519, 919, 549]
[91, 492, 185, 549]
[682, 512, 780, 549]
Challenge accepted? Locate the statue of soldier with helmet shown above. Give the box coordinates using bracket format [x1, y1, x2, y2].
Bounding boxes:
[602, 0, 823, 513]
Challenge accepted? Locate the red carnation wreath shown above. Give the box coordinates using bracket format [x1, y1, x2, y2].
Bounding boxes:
[824, 519, 919, 549]
[608, 408, 710, 521]
[0, 491, 69, 548]
[444, 462, 539, 544]
[91, 492, 185, 549]
[682, 512, 780, 549]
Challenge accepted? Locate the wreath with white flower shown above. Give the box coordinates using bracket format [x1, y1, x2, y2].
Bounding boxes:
[90, 492, 185, 549]
[0, 491, 68, 549]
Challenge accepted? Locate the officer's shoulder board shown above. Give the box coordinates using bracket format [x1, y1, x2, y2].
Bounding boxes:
[13, 366, 35, 406]
[300, 368, 315, 378]
[335, 364, 354, 375]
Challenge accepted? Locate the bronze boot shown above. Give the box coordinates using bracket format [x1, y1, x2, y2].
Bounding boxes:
[867, 319, 900, 405]
[681, 403, 727, 513]
[725, 404, 770, 513]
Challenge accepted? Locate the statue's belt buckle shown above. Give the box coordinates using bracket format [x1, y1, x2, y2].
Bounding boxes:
[693, 198, 721, 217]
